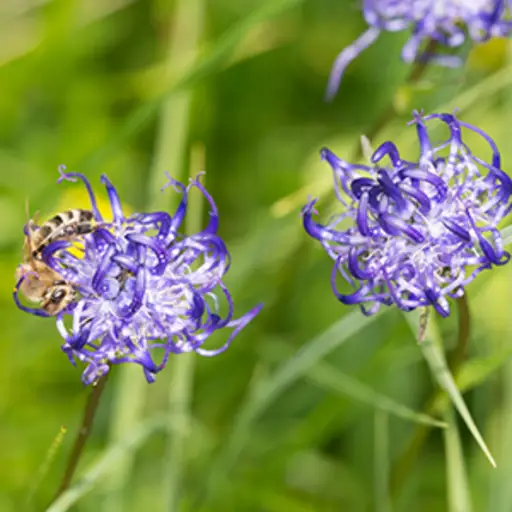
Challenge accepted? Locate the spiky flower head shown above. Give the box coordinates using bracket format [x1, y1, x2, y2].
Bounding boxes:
[327, 1, 512, 99]
[14, 168, 262, 385]
[302, 111, 512, 317]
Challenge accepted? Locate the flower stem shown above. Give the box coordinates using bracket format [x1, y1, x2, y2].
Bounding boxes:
[102, 2, 204, 510]
[448, 294, 470, 373]
[390, 296, 471, 500]
[374, 410, 391, 512]
[164, 144, 205, 511]
[50, 373, 109, 504]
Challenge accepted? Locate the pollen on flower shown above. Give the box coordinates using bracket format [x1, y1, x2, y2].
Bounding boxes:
[302, 111, 512, 317]
[326, 0, 512, 99]
[14, 167, 262, 385]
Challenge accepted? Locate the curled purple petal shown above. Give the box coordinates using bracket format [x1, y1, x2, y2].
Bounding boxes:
[325, 27, 381, 101]
[327, 2, 512, 98]
[130, 212, 173, 240]
[57, 165, 103, 222]
[162, 172, 188, 232]
[13, 276, 51, 318]
[14, 171, 262, 385]
[189, 174, 219, 234]
[303, 110, 512, 317]
[101, 174, 124, 224]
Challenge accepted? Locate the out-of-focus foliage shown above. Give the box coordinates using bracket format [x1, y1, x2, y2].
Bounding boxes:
[1, 1, 512, 511]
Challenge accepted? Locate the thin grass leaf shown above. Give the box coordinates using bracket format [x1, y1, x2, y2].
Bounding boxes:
[243, 310, 379, 429]
[196, 310, 381, 506]
[146, 0, 205, 212]
[164, 145, 206, 510]
[443, 405, 472, 512]
[487, 48, 512, 509]
[77, 0, 307, 172]
[426, 347, 512, 419]
[26, 426, 68, 509]
[487, 358, 512, 512]
[262, 339, 446, 427]
[487, 170, 512, 511]
[456, 347, 512, 394]
[102, 366, 148, 512]
[308, 363, 447, 428]
[47, 416, 168, 512]
[103, 3, 204, 509]
[404, 310, 496, 468]
[374, 410, 390, 512]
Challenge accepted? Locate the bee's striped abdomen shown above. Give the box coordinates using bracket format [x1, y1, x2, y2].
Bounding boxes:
[30, 209, 96, 257]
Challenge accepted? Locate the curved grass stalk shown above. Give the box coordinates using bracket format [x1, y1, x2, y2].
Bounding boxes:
[103, 2, 204, 510]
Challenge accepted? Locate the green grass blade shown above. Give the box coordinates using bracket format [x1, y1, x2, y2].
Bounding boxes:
[456, 347, 512, 394]
[26, 426, 68, 509]
[77, 0, 306, 172]
[404, 310, 496, 468]
[486, 43, 512, 511]
[262, 338, 446, 427]
[104, 3, 204, 509]
[197, 310, 381, 505]
[487, 357, 512, 512]
[47, 417, 168, 512]
[102, 366, 147, 512]
[243, 311, 379, 428]
[164, 145, 206, 510]
[425, 347, 512, 421]
[374, 410, 391, 512]
[146, 1, 205, 212]
[308, 363, 446, 428]
[443, 405, 472, 512]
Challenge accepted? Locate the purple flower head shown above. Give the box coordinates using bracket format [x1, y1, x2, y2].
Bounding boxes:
[327, 0, 512, 99]
[302, 111, 512, 317]
[14, 167, 262, 385]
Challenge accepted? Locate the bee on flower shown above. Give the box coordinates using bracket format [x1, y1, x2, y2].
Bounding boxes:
[14, 167, 262, 385]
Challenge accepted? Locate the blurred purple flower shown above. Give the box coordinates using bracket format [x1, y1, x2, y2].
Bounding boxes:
[326, 1, 512, 99]
[14, 167, 262, 385]
[302, 111, 512, 317]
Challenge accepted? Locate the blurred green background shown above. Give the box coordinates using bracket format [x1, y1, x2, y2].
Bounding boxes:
[2, 1, 512, 511]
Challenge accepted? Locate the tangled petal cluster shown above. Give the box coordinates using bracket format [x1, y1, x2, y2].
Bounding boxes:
[327, 0, 512, 99]
[15, 168, 262, 385]
[302, 111, 512, 317]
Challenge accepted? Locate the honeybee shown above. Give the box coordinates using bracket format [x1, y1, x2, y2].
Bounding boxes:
[16, 204, 95, 316]
[15, 259, 76, 316]
[24, 208, 95, 259]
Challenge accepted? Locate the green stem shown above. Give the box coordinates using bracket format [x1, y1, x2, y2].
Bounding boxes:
[49, 374, 109, 505]
[103, 2, 204, 510]
[374, 410, 390, 512]
[390, 296, 471, 500]
[102, 365, 146, 512]
[146, 0, 204, 212]
[164, 145, 205, 511]
[448, 294, 470, 373]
